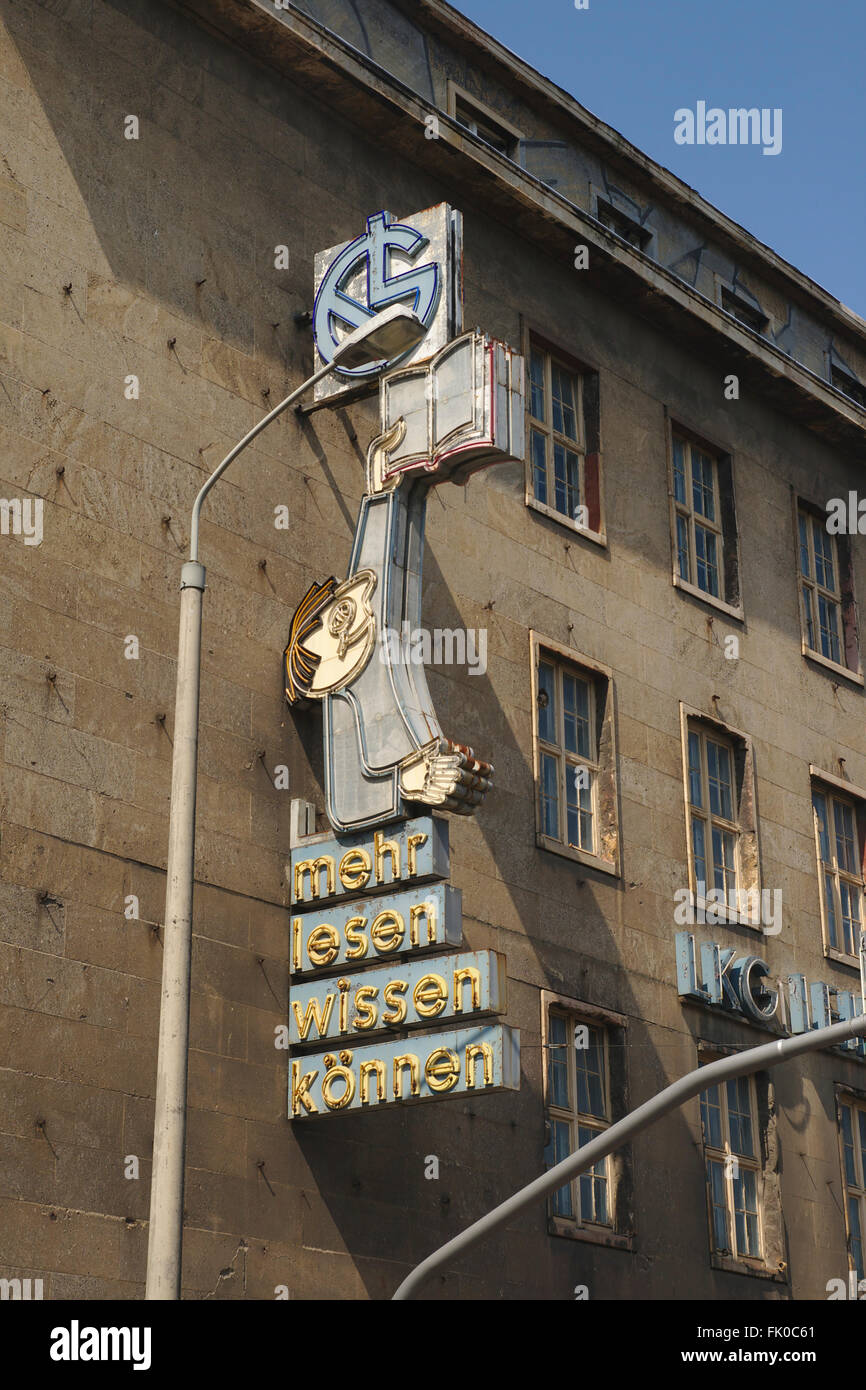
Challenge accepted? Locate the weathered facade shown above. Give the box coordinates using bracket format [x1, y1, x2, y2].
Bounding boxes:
[2, 0, 866, 1300]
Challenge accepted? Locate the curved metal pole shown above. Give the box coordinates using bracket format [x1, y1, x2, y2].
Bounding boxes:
[392, 1010, 866, 1300]
[188, 361, 334, 563]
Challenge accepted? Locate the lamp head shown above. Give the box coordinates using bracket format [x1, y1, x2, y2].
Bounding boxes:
[331, 304, 428, 371]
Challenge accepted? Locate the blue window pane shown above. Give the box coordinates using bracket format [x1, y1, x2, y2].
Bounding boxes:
[798, 513, 811, 578]
[553, 442, 580, 519]
[562, 676, 591, 757]
[813, 524, 835, 591]
[841, 1104, 857, 1186]
[673, 437, 686, 504]
[531, 428, 547, 504]
[575, 1026, 606, 1118]
[691, 450, 716, 521]
[726, 1077, 754, 1157]
[546, 1118, 573, 1217]
[551, 364, 578, 441]
[700, 1084, 723, 1149]
[826, 871, 839, 949]
[733, 1167, 759, 1257]
[707, 1159, 729, 1252]
[711, 825, 736, 894]
[537, 662, 556, 742]
[676, 513, 690, 580]
[548, 1014, 569, 1108]
[840, 881, 859, 957]
[692, 816, 707, 894]
[802, 584, 815, 649]
[529, 350, 546, 422]
[813, 792, 830, 861]
[817, 593, 841, 664]
[540, 753, 559, 839]
[849, 1197, 864, 1283]
[833, 800, 857, 874]
[688, 732, 702, 808]
[695, 525, 720, 596]
[707, 741, 733, 820]
[577, 1125, 608, 1225]
[566, 766, 593, 852]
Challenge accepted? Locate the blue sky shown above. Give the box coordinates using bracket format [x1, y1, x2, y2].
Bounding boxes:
[452, 0, 866, 318]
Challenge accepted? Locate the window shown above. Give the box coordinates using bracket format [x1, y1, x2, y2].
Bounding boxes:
[687, 724, 738, 898]
[537, 656, 595, 851]
[839, 1095, 866, 1281]
[797, 504, 860, 676]
[700, 1072, 762, 1261]
[545, 1014, 610, 1225]
[669, 428, 740, 612]
[830, 364, 866, 411]
[720, 286, 768, 335]
[596, 196, 652, 252]
[542, 997, 632, 1247]
[526, 337, 602, 536]
[680, 708, 761, 918]
[529, 347, 582, 522]
[449, 87, 520, 160]
[813, 783, 864, 962]
[533, 639, 619, 874]
[799, 507, 843, 664]
[672, 434, 723, 597]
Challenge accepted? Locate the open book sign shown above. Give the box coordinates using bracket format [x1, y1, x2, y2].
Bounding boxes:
[371, 331, 525, 490]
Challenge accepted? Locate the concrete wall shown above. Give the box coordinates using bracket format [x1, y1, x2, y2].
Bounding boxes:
[0, 0, 863, 1299]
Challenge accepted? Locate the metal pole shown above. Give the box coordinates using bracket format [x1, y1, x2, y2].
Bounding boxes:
[392, 1009, 866, 1300]
[144, 560, 204, 1299]
[144, 363, 332, 1300]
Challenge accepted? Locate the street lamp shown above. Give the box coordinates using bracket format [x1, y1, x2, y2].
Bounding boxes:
[145, 304, 427, 1300]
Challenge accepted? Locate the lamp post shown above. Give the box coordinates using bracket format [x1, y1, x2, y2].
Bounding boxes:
[145, 305, 427, 1300]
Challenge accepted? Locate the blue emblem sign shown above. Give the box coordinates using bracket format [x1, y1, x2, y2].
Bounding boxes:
[314, 212, 440, 376]
[312, 203, 463, 402]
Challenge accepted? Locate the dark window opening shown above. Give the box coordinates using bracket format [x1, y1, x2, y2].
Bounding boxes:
[831, 365, 866, 411]
[454, 98, 518, 159]
[720, 287, 768, 335]
[596, 197, 652, 252]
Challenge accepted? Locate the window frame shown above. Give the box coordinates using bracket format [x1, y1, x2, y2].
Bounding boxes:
[696, 1043, 787, 1283]
[537, 659, 599, 855]
[679, 704, 763, 929]
[795, 497, 863, 684]
[541, 991, 632, 1249]
[531, 633, 620, 877]
[529, 346, 585, 521]
[523, 328, 605, 544]
[837, 1087, 866, 1283]
[687, 721, 740, 901]
[665, 415, 743, 620]
[699, 1067, 764, 1265]
[810, 766, 866, 971]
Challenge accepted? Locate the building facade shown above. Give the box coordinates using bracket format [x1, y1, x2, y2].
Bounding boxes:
[1, 0, 866, 1300]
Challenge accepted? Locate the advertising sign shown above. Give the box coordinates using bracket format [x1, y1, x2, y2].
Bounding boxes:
[290, 1023, 520, 1118]
[289, 947, 507, 1045]
[313, 204, 463, 402]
